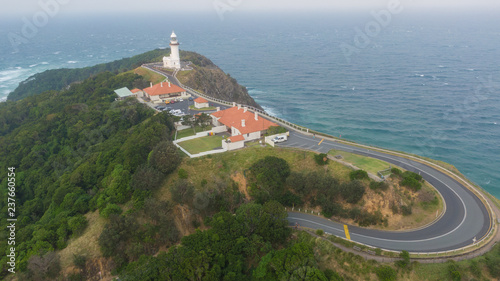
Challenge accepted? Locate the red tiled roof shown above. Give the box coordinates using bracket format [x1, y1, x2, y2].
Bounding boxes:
[211, 106, 277, 135]
[229, 135, 245, 142]
[143, 82, 185, 96]
[194, 97, 208, 103]
[130, 88, 142, 93]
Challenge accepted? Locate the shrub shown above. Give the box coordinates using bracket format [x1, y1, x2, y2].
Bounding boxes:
[316, 229, 324, 236]
[349, 170, 369, 180]
[370, 181, 389, 191]
[376, 265, 397, 281]
[401, 205, 412, 216]
[396, 250, 410, 269]
[447, 261, 461, 281]
[178, 168, 188, 179]
[390, 168, 402, 176]
[267, 126, 288, 135]
[314, 153, 329, 166]
[401, 177, 422, 191]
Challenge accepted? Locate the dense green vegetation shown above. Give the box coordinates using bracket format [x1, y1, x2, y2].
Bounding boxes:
[391, 168, 424, 191]
[119, 201, 333, 281]
[7, 49, 171, 101]
[0, 71, 179, 278]
[247, 156, 386, 227]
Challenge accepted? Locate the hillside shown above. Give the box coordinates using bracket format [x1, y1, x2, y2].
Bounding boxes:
[177, 51, 262, 109]
[7, 49, 261, 110]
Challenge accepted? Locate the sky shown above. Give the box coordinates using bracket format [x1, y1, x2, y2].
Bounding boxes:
[1, 0, 499, 17]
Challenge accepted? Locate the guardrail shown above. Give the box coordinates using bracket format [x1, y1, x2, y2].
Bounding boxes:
[141, 64, 498, 257]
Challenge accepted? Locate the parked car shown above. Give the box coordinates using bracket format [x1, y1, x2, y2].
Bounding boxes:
[188, 97, 194, 101]
[179, 98, 184, 102]
[272, 136, 287, 143]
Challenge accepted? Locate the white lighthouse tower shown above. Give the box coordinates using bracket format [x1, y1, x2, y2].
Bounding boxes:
[163, 31, 181, 69]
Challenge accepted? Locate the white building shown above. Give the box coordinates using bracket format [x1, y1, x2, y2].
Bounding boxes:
[194, 97, 209, 109]
[143, 81, 188, 102]
[163, 31, 181, 69]
[211, 105, 278, 143]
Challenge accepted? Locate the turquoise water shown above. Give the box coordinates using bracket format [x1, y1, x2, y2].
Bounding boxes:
[0, 12, 499, 198]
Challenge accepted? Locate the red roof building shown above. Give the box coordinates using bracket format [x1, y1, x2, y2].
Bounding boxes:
[211, 106, 277, 142]
[194, 97, 210, 109]
[143, 82, 187, 102]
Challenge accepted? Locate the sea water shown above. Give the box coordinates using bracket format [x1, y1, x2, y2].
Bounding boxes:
[0, 11, 498, 198]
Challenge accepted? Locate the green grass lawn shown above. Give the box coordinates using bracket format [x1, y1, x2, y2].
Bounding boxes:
[175, 126, 212, 140]
[328, 149, 392, 175]
[178, 135, 224, 154]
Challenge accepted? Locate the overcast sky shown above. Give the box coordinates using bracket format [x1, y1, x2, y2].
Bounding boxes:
[1, 0, 499, 17]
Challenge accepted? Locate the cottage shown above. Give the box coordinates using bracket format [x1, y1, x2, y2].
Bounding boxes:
[194, 97, 209, 109]
[211, 105, 277, 142]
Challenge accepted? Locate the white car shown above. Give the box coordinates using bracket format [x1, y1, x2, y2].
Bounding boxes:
[272, 136, 286, 143]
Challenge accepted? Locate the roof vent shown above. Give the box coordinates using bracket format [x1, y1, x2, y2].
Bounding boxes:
[241, 119, 246, 127]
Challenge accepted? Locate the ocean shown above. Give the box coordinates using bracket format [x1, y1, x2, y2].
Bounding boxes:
[0, 11, 499, 198]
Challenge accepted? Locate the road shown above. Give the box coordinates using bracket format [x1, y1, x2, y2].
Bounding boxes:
[280, 131, 491, 252]
[142, 64, 493, 252]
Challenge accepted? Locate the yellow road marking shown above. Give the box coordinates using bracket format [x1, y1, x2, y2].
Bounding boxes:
[318, 138, 324, 145]
[344, 225, 351, 240]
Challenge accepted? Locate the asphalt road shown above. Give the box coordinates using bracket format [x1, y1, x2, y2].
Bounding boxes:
[280, 131, 490, 252]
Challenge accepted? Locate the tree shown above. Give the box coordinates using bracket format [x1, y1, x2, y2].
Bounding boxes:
[170, 180, 194, 205]
[27, 252, 61, 281]
[100, 203, 123, 218]
[249, 156, 290, 199]
[340, 180, 366, 204]
[68, 215, 88, 236]
[130, 164, 164, 191]
[148, 141, 181, 175]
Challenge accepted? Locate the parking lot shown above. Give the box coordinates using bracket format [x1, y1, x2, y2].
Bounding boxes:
[152, 97, 230, 116]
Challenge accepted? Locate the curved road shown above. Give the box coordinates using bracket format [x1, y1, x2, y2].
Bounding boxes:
[280, 131, 491, 252]
[144, 64, 492, 253]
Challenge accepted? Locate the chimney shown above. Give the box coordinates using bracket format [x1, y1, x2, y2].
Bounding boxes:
[241, 119, 246, 127]
[216, 107, 220, 112]
[255, 112, 258, 121]
[233, 102, 236, 107]
[168, 82, 171, 87]
[243, 107, 247, 113]
[150, 82, 153, 88]
[161, 82, 163, 87]
[237, 104, 241, 110]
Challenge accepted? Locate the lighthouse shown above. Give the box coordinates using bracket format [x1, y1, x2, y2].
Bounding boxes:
[163, 31, 181, 69]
